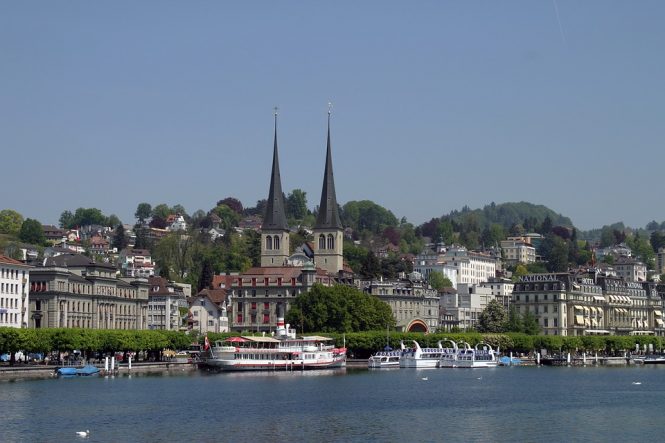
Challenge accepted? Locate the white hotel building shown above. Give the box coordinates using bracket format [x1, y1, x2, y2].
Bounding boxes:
[0, 255, 31, 328]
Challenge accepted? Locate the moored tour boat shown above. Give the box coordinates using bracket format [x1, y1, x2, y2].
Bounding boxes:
[455, 342, 499, 368]
[368, 350, 402, 369]
[199, 318, 346, 372]
[400, 340, 455, 369]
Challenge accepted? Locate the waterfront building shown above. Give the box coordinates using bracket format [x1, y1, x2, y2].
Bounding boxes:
[226, 111, 353, 332]
[440, 283, 495, 331]
[147, 276, 187, 330]
[359, 272, 439, 332]
[0, 255, 32, 328]
[190, 288, 230, 334]
[28, 254, 149, 329]
[512, 272, 664, 336]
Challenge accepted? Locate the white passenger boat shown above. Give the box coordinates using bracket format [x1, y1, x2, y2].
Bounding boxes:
[454, 342, 499, 368]
[438, 339, 461, 368]
[199, 319, 346, 372]
[368, 350, 402, 368]
[400, 340, 455, 369]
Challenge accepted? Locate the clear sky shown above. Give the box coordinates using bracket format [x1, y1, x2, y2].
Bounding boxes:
[2, 1, 664, 231]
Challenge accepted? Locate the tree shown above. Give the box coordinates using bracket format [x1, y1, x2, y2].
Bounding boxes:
[107, 214, 121, 228]
[341, 200, 398, 235]
[521, 311, 541, 335]
[504, 306, 523, 332]
[112, 224, 129, 251]
[360, 251, 381, 278]
[59, 210, 74, 229]
[477, 299, 507, 333]
[211, 204, 241, 230]
[197, 256, 215, 293]
[152, 204, 171, 220]
[0, 209, 24, 236]
[286, 189, 308, 220]
[135, 203, 152, 224]
[71, 208, 107, 227]
[435, 219, 454, 244]
[428, 272, 451, 291]
[651, 231, 665, 253]
[217, 198, 243, 214]
[19, 219, 46, 245]
[285, 284, 395, 333]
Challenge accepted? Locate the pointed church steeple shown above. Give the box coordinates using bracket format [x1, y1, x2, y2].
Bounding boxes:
[314, 108, 342, 230]
[263, 111, 288, 231]
[261, 109, 290, 267]
[313, 105, 344, 275]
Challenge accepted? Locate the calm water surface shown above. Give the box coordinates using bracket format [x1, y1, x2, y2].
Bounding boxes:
[1, 365, 664, 442]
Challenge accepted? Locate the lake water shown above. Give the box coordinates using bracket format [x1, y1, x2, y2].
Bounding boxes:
[1, 365, 664, 442]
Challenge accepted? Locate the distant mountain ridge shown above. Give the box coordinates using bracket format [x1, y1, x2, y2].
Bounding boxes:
[442, 201, 574, 231]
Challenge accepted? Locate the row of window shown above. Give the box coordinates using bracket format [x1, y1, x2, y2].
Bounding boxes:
[1, 268, 25, 280]
[0, 297, 19, 308]
[0, 312, 20, 323]
[1, 283, 20, 294]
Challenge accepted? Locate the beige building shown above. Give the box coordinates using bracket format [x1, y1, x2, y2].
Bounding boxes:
[512, 272, 664, 336]
[28, 254, 149, 329]
[500, 239, 536, 264]
[614, 256, 647, 282]
[360, 272, 439, 333]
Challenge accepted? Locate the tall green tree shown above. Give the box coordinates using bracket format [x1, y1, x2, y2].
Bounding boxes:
[112, 224, 129, 251]
[135, 203, 152, 224]
[428, 272, 452, 291]
[360, 251, 381, 278]
[286, 189, 308, 220]
[477, 299, 507, 333]
[521, 311, 541, 335]
[59, 210, 74, 229]
[0, 209, 24, 236]
[504, 306, 523, 332]
[152, 204, 171, 220]
[19, 219, 46, 245]
[285, 284, 395, 333]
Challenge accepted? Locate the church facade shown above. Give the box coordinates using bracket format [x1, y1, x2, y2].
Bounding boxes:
[226, 112, 351, 332]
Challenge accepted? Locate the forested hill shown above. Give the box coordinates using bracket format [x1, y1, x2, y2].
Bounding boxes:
[438, 201, 574, 232]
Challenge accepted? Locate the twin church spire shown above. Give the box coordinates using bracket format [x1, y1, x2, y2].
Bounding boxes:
[261, 107, 343, 274]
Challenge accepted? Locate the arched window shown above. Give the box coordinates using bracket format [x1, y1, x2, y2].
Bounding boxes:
[274, 236, 280, 250]
[265, 236, 273, 250]
[327, 234, 335, 250]
[319, 234, 326, 250]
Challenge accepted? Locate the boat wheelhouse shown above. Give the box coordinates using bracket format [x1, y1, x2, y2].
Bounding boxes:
[368, 350, 402, 369]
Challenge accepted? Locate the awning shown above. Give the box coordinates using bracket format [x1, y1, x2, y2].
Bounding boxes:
[654, 311, 662, 317]
[590, 307, 597, 314]
[656, 319, 664, 326]
[597, 308, 604, 317]
[592, 318, 598, 327]
[575, 315, 585, 326]
[583, 306, 590, 313]
[593, 295, 605, 301]
[574, 305, 584, 311]
[584, 318, 590, 327]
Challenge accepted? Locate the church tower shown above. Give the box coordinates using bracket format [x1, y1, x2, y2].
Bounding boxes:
[313, 108, 344, 274]
[261, 111, 290, 267]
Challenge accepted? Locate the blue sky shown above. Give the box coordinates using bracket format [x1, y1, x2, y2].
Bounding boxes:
[1, 1, 663, 230]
